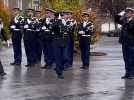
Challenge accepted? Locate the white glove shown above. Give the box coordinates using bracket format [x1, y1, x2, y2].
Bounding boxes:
[14, 17, 19, 24]
[10, 25, 16, 29]
[42, 26, 46, 30]
[78, 31, 85, 34]
[46, 18, 50, 25]
[62, 19, 66, 26]
[6, 40, 10, 47]
[27, 19, 32, 24]
[118, 11, 125, 16]
[24, 25, 29, 29]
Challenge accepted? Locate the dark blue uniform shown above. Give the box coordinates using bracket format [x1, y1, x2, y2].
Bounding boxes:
[52, 17, 67, 78]
[23, 17, 37, 67]
[78, 21, 93, 69]
[115, 14, 134, 78]
[64, 20, 76, 69]
[34, 17, 43, 64]
[10, 16, 24, 65]
[40, 18, 54, 68]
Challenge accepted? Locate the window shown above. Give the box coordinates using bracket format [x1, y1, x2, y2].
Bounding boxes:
[32, 0, 40, 10]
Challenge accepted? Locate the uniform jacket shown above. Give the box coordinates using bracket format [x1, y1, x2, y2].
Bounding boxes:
[115, 15, 134, 45]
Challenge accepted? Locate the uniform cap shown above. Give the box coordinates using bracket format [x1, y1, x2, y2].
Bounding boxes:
[82, 12, 90, 17]
[46, 8, 55, 13]
[12, 7, 21, 11]
[125, 7, 134, 13]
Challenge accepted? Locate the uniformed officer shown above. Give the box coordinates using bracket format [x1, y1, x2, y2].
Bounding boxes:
[23, 8, 37, 67]
[34, 10, 43, 64]
[10, 7, 24, 66]
[63, 11, 76, 70]
[115, 8, 134, 79]
[41, 8, 55, 69]
[52, 12, 67, 79]
[78, 12, 94, 69]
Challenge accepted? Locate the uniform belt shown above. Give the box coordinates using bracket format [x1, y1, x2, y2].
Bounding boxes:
[81, 35, 91, 37]
[44, 29, 50, 32]
[26, 29, 35, 31]
[35, 30, 40, 32]
[13, 29, 21, 31]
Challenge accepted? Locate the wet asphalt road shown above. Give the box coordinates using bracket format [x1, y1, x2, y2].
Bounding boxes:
[0, 36, 133, 100]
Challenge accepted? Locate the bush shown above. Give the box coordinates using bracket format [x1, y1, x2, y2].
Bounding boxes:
[0, 2, 11, 40]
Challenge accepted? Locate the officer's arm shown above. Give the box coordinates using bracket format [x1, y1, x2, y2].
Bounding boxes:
[114, 15, 126, 25]
[127, 20, 134, 33]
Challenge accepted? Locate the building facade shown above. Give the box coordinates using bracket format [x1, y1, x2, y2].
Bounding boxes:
[3, 0, 41, 10]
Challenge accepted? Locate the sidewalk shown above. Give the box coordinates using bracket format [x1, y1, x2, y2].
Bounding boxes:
[0, 36, 132, 100]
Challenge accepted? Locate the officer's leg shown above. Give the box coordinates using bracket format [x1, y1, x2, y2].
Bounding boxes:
[68, 35, 74, 67]
[69, 37, 74, 66]
[42, 40, 52, 67]
[24, 38, 36, 66]
[53, 45, 64, 78]
[82, 39, 90, 66]
[63, 45, 70, 70]
[122, 44, 130, 76]
[30, 37, 37, 65]
[11, 32, 22, 64]
[63, 36, 72, 70]
[80, 38, 90, 68]
[24, 40, 31, 64]
[35, 34, 42, 63]
[128, 45, 134, 77]
[47, 40, 54, 66]
[0, 60, 5, 75]
[38, 39, 43, 63]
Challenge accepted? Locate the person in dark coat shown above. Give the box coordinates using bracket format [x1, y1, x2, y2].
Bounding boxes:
[0, 18, 6, 76]
[52, 12, 67, 79]
[115, 8, 134, 79]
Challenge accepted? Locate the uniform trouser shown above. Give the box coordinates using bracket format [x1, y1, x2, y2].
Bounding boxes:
[12, 31, 22, 64]
[24, 31, 36, 64]
[35, 33, 42, 63]
[0, 60, 4, 74]
[53, 39, 67, 75]
[67, 35, 74, 66]
[122, 44, 134, 76]
[64, 35, 74, 68]
[79, 37, 90, 66]
[42, 38, 54, 66]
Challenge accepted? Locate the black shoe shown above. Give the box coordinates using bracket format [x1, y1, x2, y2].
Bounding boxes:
[25, 64, 35, 67]
[121, 75, 129, 79]
[57, 75, 64, 79]
[0, 72, 6, 76]
[80, 65, 89, 69]
[41, 64, 52, 69]
[121, 75, 134, 79]
[10, 62, 21, 66]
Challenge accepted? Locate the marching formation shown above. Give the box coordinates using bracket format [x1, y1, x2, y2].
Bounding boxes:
[0, 7, 134, 80]
[9, 7, 94, 79]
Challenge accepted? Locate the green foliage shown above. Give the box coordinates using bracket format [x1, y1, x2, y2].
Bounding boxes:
[0, 3, 10, 39]
[42, 0, 99, 44]
[0, 10, 10, 39]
